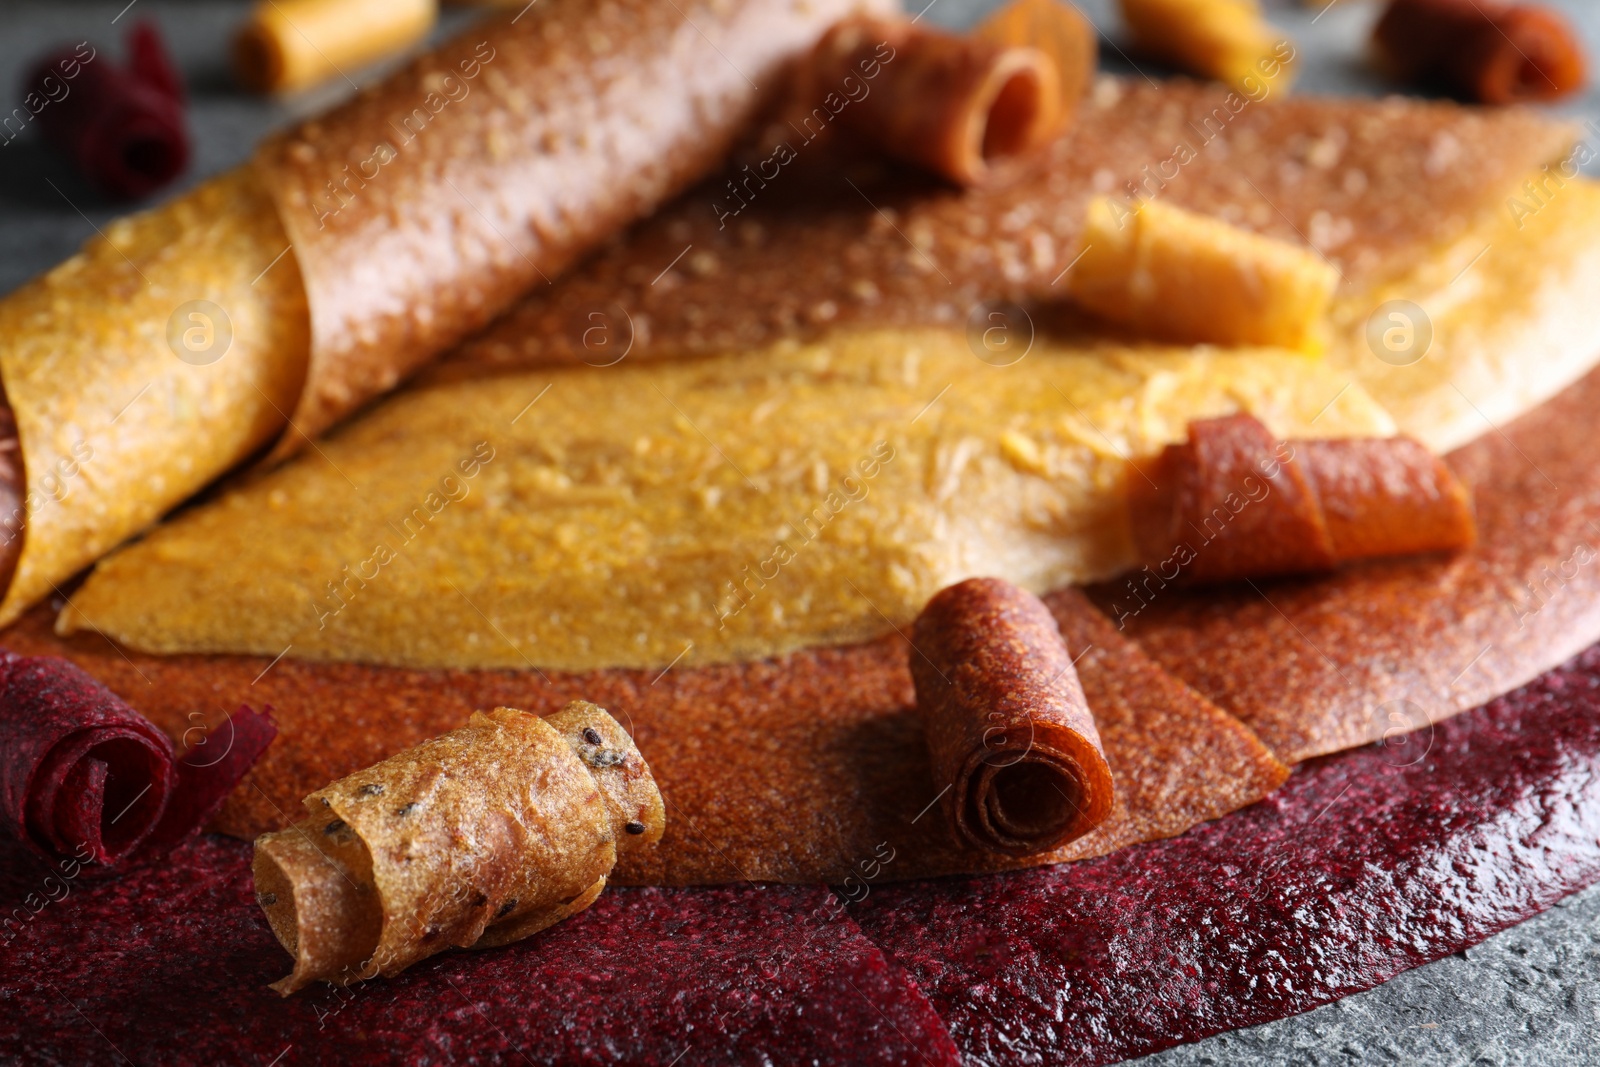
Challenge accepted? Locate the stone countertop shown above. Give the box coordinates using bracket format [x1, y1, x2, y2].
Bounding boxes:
[1, 2, 1597, 1064]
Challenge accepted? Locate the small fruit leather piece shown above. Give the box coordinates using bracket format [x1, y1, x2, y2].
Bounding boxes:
[1129, 413, 1475, 584]
[1373, 0, 1585, 105]
[803, 15, 1068, 186]
[26, 22, 190, 200]
[0, 650, 274, 868]
[911, 578, 1114, 857]
[254, 701, 664, 994]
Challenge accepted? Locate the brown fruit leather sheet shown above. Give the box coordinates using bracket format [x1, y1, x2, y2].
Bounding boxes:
[432, 81, 1571, 375]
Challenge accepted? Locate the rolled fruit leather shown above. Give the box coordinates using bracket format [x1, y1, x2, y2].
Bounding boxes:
[911, 577, 1114, 857]
[801, 14, 1066, 187]
[1127, 413, 1476, 583]
[1371, 0, 1585, 105]
[0, 0, 887, 629]
[254, 701, 663, 994]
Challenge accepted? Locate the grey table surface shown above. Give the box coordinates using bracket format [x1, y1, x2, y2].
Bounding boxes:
[1, 1, 1598, 1064]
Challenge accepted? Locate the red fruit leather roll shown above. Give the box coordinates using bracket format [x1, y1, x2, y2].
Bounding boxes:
[804, 16, 1065, 186]
[0, 651, 274, 869]
[911, 577, 1114, 857]
[1130, 413, 1335, 583]
[1298, 435, 1477, 561]
[1372, 0, 1585, 105]
[25, 22, 190, 200]
[1128, 413, 1475, 584]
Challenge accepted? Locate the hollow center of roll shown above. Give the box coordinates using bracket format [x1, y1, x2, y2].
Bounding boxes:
[988, 760, 1080, 840]
[979, 65, 1046, 166]
[88, 739, 165, 860]
[256, 819, 385, 992]
[122, 136, 179, 185]
[255, 850, 303, 956]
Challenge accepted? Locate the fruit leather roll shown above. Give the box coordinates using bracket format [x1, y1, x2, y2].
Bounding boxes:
[0, 650, 275, 869]
[1372, 0, 1585, 105]
[0, 0, 883, 627]
[911, 577, 1114, 857]
[254, 701, 663, 994]
[800, 13, 1070, 186]
[1127, 413, 1476, 583]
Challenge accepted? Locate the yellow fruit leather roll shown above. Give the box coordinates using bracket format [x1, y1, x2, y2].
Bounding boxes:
[0, 0, 884, 627]
[254, 701, 664, 994]
[0, 168, 309, 626]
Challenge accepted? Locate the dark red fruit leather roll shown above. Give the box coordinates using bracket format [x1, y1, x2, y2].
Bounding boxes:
[25, 22, 190, 200]
[0, 650, 274, 869]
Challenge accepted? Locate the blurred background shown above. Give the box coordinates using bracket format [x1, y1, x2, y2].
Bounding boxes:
[4, 0, 1600, 296]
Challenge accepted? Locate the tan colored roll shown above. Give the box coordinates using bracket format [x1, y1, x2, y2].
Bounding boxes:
[255, 701, 663, 994]
[234, 0, 438, 95]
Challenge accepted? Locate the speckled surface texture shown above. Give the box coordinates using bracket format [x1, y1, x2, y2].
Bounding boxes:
[5, 2, 1600, 1064]
[852, 649, 1600, 1065]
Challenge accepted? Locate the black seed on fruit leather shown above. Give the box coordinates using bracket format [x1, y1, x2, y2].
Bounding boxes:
[324, 820, 346, 835]
[583, 727, 603, 745]
[625, 821, 647, 835]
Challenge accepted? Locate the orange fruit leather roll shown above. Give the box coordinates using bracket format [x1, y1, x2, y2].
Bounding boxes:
[911, 577, 1114, 858]
[1127, 413, 1476, 585]
[1067, 196, 1339, 351]
[1372, 0, 1586, 105]
[233, 0, 438, 95]
[0, 0, 886, 628]
[1120, 0, 1297, 94]
[254, 701, 663, 994]
[800, 13, 1073, 186]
